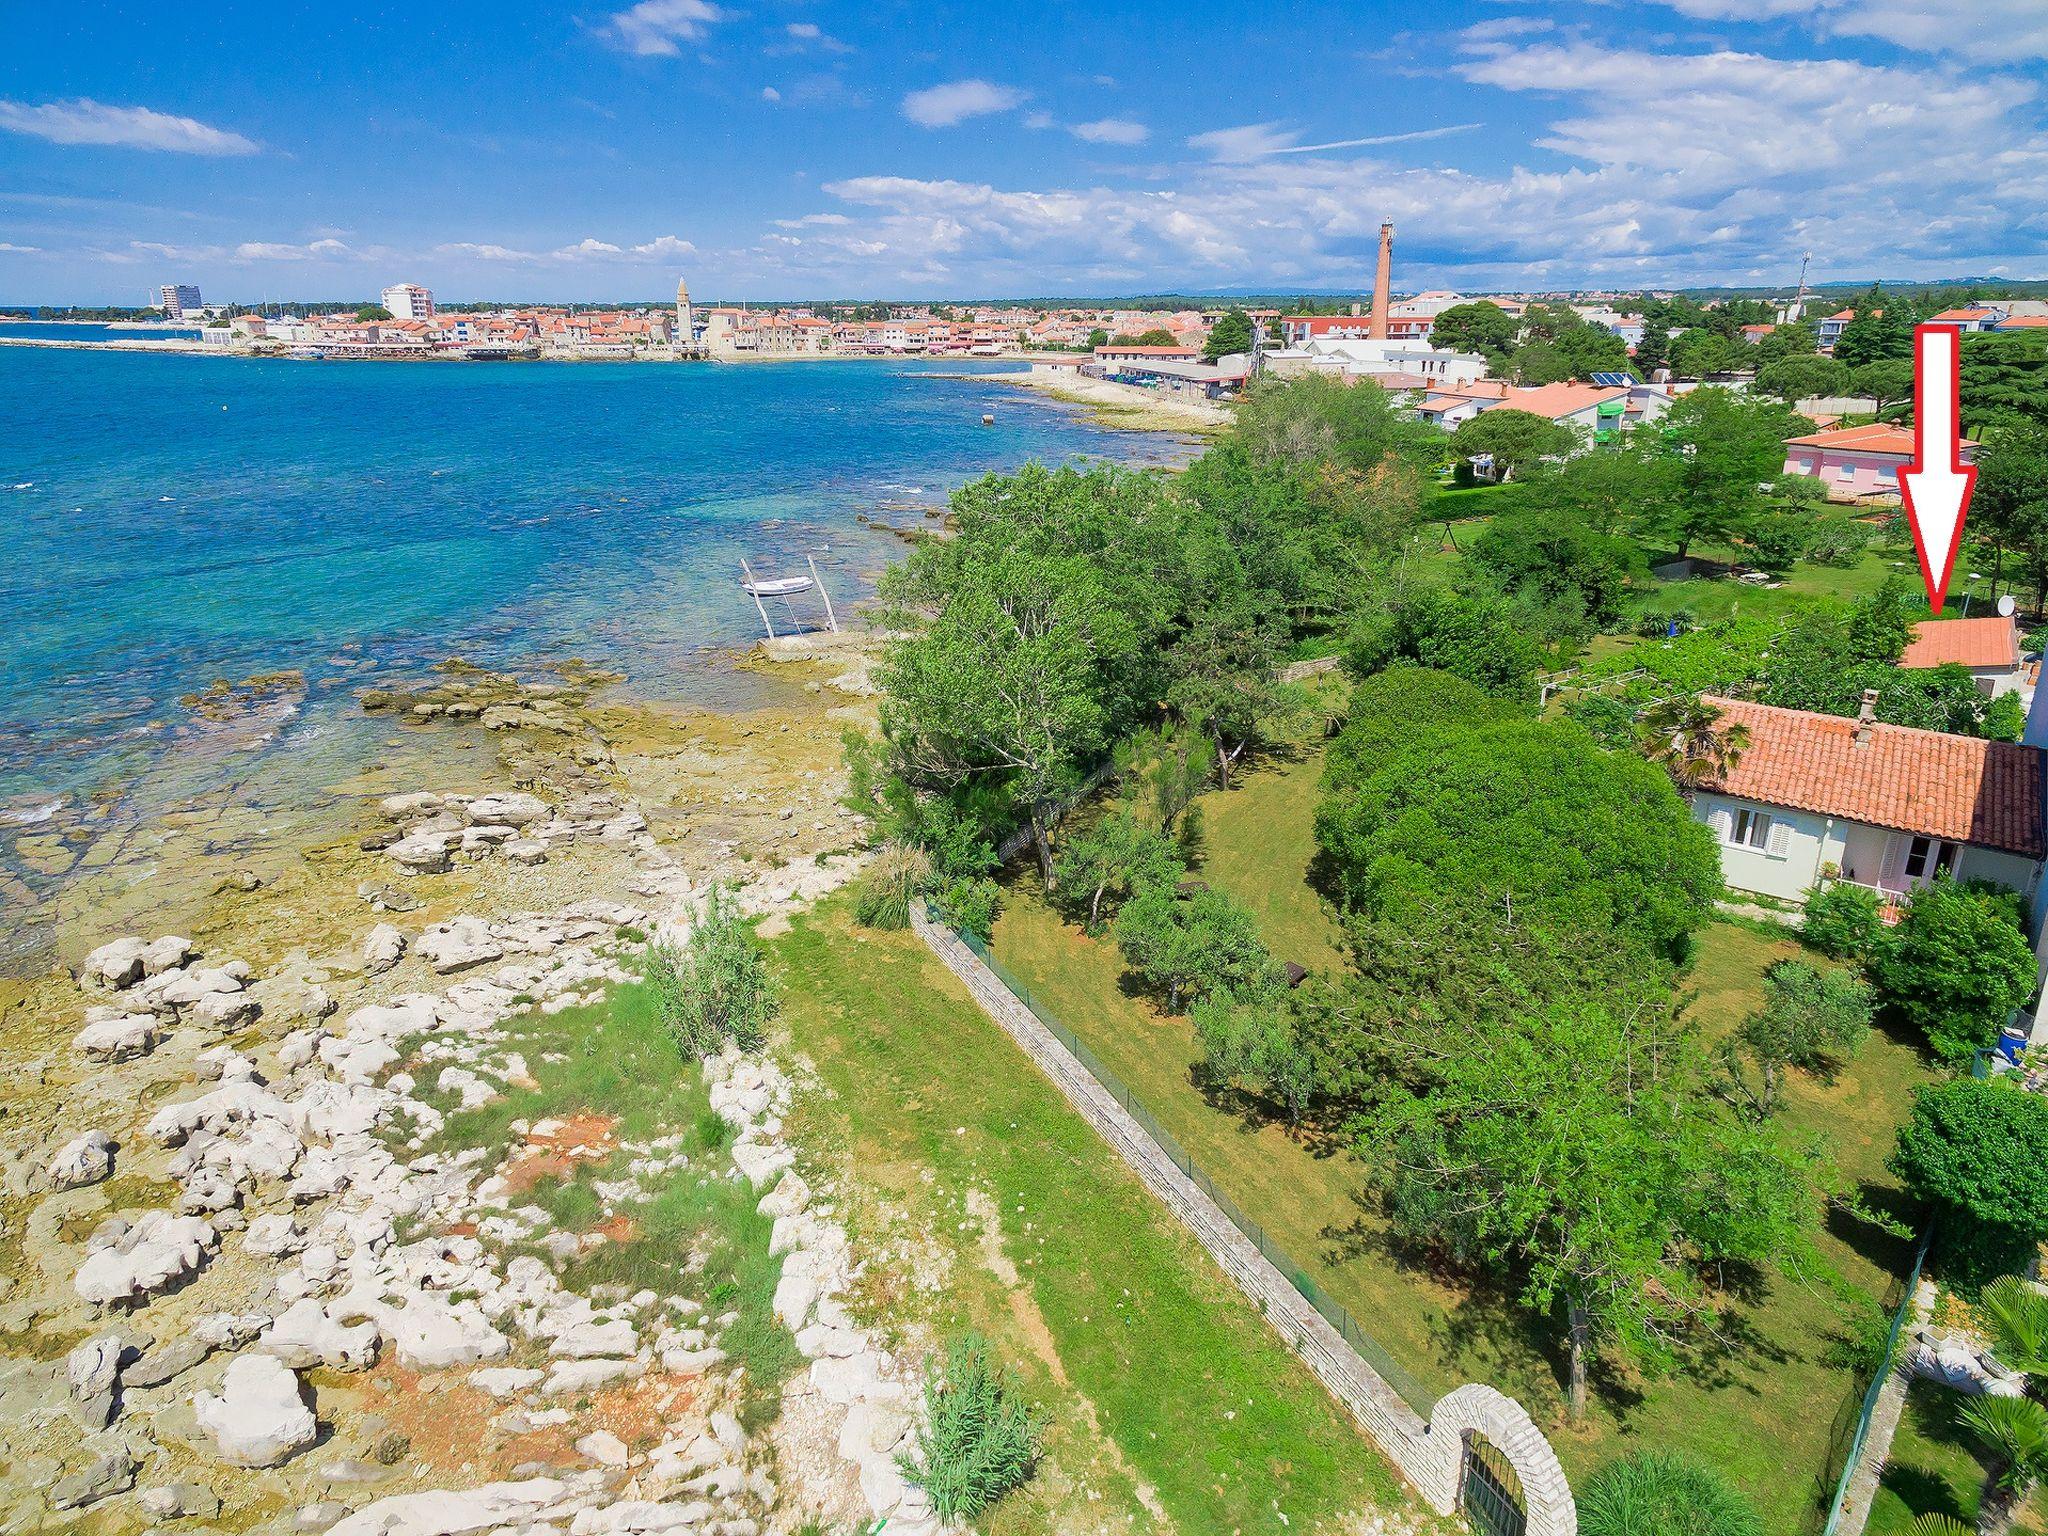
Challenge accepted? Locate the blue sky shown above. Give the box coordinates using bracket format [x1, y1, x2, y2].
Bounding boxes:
[2, 0, 2045, 303]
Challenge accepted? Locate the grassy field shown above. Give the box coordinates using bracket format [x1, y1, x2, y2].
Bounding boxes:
[772, 902, 1420, 1536]
[1866, 1381, 2048, 1535]
[986, 744, 1941, 1531]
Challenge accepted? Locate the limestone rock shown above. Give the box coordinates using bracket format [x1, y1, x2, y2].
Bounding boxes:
[124, 1335, 215, 1389]
[73, 1012, 160, 1062]
[48, 1448, 134, 1510]
[194, 1354, 317, 1467]
[363, 923, 407, 976]
[416, 916, 504, 975]
[137, 1482, 221, 1521]
[323, 1477, 570, 1536]
[466, 792, 548, 827]
[74, 1212, 217, 1307]
[66, 1333, 125, 1428]
[381, 1294, 508, 1370]
[47, 1129, 115, 1190]
[262, 1298, 382, 1372]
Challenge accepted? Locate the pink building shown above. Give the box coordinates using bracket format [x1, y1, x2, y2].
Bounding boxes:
[1782, 423, 1981, 501]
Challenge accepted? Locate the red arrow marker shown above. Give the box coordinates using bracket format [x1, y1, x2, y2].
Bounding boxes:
[1900, 323, 1978, 615]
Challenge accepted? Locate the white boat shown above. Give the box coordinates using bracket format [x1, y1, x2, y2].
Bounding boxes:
[739, 573, 815, 598]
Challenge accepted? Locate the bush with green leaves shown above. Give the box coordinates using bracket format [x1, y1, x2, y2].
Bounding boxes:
[1052, 812, 1182, 931]
[1113, 884, 1271, 1013]
[1577, 1449, 1763, 1536]
[1800, 881, 1884, 961]
[900, 1336, 1042, 1523]
[1892, 1075, 2048, 1291]
[1871, 877, 2037, 1062]
[647, 886, 779, 1059]
[1718, 959, 1871, 1120]
[852, 842, 933, 931]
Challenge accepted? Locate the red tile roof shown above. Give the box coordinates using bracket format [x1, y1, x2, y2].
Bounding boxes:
[1900, 616, 2022, 671]
[1698, 695, 2045, 856]
[1784, 422, 1917, 457]
[1930, 307, 1996, 322]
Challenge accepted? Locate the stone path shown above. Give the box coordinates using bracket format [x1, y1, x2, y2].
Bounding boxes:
[910, 906, 1428, 1458]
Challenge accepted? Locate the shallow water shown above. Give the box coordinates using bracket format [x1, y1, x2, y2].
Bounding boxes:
[0, 348, 1186, 961]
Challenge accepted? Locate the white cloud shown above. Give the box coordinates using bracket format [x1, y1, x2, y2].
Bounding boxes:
[1023, 111, 1055, 131]
[555, 238, 623, 258]
[1654, 0, 2048, 59]
[232, 238, 352, 261]
[629, 234, 697, 258]
[786, 22, 820, 38]
[1070, 117, 1149, 145]
[900, 79, 1027, 128]
[794, 30, 2047, 293]
[0, 99, 257, 155]
[602, 0, 722, 57]
[1189, 120, 1481, 161]
[429, 234, 695, 265]
[761, 86, 781, 102]
[773, 212, 853, 228]
[0, 242, 42, 253]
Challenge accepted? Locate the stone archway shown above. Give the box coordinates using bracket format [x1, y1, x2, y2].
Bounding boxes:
[1411, 1383, 1576, 1536]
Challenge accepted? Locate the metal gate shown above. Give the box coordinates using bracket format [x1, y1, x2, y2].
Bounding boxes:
[1460, 1432, 1527, 1536]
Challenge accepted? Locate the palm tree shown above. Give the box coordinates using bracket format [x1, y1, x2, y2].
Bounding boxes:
[1960, 1395, 2048, 1499]
[1911, 1518, 1972, 1536]
[1979, 1277, 2048, 1378]
[1637, 695, 1753, 792]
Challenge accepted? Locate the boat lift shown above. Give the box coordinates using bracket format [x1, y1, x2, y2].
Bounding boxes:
[739, 554, 839, 640]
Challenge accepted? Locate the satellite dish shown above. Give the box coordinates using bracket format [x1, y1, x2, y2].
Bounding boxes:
[1998, 594, 2018, 618]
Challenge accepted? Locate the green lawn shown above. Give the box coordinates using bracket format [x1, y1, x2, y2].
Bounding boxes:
[1867, 1381, 2048, 1535]
[987, 745, 1941, 1532]
[772, 902, 1417, 1536]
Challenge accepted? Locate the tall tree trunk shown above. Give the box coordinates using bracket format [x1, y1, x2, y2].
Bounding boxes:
[1031, 805, 1055, 889]
[1566, 1300, 1591, 1423]
[1214, 731, 1232, 790]
[1089, 884, 1105, 929]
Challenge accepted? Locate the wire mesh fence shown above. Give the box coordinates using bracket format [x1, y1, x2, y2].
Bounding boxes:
[944, 915, 1438, 1415]
[1815, 1222, 1933, 1536]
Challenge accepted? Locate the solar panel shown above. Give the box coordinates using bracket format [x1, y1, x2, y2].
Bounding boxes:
[1589, 371, 1640, 387]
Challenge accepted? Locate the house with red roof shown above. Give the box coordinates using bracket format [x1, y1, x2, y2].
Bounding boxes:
[1782, 422, 1982, 501]
[1900, 616, 2027, 697]
[1691, 692, 2046, 908]
[1927, 305, 2004, 332]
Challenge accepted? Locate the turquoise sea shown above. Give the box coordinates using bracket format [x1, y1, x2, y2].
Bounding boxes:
[0, 347, 1179, 955]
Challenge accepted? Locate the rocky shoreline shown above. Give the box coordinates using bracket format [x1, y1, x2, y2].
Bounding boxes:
[0, 638, 950, 1534]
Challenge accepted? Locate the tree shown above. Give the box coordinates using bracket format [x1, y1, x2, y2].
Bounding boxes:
[1085, 326, 1108, 349]
[1973, 416, 2048, 601]
[1637, 388, 1809, 558]
[1800, 882, 1885, 961]
[1872, 877, 2037, 1062]
[1315, 714, 1722, 963]
[1229, 373, 1441, 478]
[1578, 1450, 1764, 1536]
[1635, 694, 1752, 791]
[1164, 528, 1294, 787]
[1131, 328, 1177, 346]
[1669, 327, 1745, 380]
[1633, 322, 1671, 377]
[1834, 287, 1911, 368]
[1052, 813, 1181, 929]
[1448, 408, 1578, 482]
[1113, 885, 1271, 1011]
[1892, 1076, 2048, 1284]
[1961, 332, 2048, 430]
[1855, 358, 1915, 416]
[1511, 340, 1572, 385]
[1717, 960, 1871, 1120]
[1470, 505, 1646, 624]
[1429, 300, 1521, 359]
[1323, 666, 1509, 796]
[355, 303, 394, 322]
[1756, 320, 1819, 365]
[1346, 584, 1548, 698]
[1361, 992, 1819, 1419]
[1193, 985, 1321, 1126]
[1203, 308, 1253, 360]
[1557, 324, 1630, 380]
[1756, 354, 1852, 405]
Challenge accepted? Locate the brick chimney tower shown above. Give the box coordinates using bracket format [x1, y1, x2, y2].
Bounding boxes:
[1369, 222, 1394, 341]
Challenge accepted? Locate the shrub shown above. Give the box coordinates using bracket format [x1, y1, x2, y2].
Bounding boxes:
[901, 1336, 1041, 1523]
[1872, 877, 2037, 1062]
[1114, 884, 1271, 1013]
[933, 875, 1000, 939]
[1800, 881, 1884, 960]
[647, 886, 779, 1059]
[1578, 1449, 1763, 1536]
[853, 842, 933, 930]
[1892, 1076, 2048, 1290]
